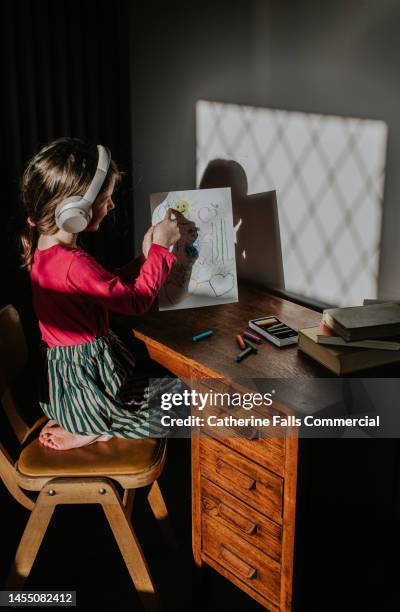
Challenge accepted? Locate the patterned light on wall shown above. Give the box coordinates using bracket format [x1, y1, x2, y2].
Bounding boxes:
[196, 100, 388, 307]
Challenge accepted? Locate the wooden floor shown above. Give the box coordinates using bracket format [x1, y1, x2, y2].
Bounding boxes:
[0, 437, 399, 611]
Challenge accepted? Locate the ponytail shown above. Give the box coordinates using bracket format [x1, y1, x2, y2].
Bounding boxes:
[20, 220, 39, 271]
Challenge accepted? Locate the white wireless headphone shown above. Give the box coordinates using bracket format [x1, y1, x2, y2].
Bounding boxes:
[55, 144, 111, 233]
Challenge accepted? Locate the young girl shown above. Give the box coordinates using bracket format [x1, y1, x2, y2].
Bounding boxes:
[20, 137, 180, 451]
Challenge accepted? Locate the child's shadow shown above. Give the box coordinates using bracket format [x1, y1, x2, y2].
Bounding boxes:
[199, 158, 249, 224]
[199, 158, 285, 291]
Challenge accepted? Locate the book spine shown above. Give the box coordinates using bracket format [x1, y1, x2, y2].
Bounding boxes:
[322, 311, 350, 341]
[298, 331, 341, 375]
[317, 337, 400, 350]
[321, 311, 335, 330]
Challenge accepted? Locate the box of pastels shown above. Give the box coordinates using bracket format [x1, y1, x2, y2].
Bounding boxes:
[248, 316, 299, 347]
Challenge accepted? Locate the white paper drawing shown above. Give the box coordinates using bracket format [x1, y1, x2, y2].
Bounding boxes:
[150, 188, 238, 310]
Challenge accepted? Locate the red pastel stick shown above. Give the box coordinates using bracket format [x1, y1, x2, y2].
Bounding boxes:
[236, 334, 246, 350]
[243, 330, 262, 344]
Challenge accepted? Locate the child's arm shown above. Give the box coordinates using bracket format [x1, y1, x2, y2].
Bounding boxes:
[66, 243, 176, 316]
[113, 255, 145, 284]
[112, 226, 153, 283]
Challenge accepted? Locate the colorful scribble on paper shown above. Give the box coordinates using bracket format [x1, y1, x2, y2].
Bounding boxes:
[150, 188, 238, 310]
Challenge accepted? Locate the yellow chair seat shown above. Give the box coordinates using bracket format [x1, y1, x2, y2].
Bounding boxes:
[17, 437, 164, 478]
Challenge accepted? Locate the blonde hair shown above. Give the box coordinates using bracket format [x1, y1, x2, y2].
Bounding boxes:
[20, 137, 122, 270]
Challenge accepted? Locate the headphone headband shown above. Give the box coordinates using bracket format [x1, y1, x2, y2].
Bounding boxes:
[82, 145, 111, 204]
[55, 144, 112, 233]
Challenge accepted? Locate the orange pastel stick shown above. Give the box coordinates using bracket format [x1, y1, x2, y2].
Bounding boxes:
[236, 334, 246, 350]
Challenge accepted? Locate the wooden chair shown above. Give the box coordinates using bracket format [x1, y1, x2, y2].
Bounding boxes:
[0, 304, 175, 612]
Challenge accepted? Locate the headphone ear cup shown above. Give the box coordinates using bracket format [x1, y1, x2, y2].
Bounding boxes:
[57, 208, 91, 233]
[55, 197, 92, 233]
[54, 145, 110, 233]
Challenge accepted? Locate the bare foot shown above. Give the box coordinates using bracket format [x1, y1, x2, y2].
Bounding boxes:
[39, 419, 59, 444]
[39, 425, 112, 451]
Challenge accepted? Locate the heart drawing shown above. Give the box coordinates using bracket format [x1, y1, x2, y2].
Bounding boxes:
[209, 273, 235, 297]
[198, 206, 217, 223]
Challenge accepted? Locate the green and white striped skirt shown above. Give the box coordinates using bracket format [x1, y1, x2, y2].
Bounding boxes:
[39, 331, 179, 438]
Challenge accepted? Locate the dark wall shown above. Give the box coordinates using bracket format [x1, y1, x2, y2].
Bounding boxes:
[130, 1, 254, 246]
[5, 0, 400, 310]
[7, 0, 399, 314]
[131, 0, 400, 298]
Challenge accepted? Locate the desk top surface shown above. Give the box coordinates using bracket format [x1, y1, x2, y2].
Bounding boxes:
[130, 284, 332, 379]
[129, 284, 400, 380]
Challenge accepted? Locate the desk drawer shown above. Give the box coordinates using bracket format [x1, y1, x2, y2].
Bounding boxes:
[192, 376, 286, 477]
[203, 426, 285, 478]
[201, 477, 282, 562]
[200, 437, 283, 524]
[203, 513, 281, 607]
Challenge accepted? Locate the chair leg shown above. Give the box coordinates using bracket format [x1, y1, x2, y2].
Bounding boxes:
[102, 498, 161, 612]
[147, 480, 178, 549]
[6, 500, 55, 589]
[122, 489, 136, 517]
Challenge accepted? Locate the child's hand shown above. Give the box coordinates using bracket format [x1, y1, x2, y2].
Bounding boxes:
[153, 209, 181, 249]
[142, 226, 154, 259]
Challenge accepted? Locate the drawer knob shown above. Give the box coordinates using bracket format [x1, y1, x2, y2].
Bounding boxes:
[218, 503, 258, 535]
[216, 459, 256, 491]
[245, 428, 261, 440]
[220, 545, 257, 580]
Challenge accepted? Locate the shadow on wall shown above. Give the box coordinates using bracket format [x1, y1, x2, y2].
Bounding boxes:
[199, 159, 285, 291]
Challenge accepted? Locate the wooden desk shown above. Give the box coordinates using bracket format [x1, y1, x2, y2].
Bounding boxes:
[129, 285, 394, 612]
[132, 285, 323, 380]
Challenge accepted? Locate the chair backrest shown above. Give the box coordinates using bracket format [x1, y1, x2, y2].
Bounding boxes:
[0, 304, 36, 510]
[0, 304, 28, 388]
[0, 305, 31, 443]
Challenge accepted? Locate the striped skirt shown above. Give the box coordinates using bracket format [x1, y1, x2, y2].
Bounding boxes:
[38, 331, 180, 438]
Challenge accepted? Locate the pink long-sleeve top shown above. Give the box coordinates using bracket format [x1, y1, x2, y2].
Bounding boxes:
[30, 242, 176, 347]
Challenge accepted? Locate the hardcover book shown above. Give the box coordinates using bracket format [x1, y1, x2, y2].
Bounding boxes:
[316, 322, 400, 350]
[322, 302, 400, 342]
[299, 326, 400, 375]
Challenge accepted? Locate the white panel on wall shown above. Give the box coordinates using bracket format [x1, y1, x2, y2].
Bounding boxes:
[196, 100, 388, 306]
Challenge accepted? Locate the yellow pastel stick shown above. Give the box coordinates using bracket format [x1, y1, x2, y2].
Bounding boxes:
[256, 318, 279, 327]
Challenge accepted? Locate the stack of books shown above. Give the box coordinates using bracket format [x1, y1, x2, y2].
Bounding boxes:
[298, 302, 400, 374]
